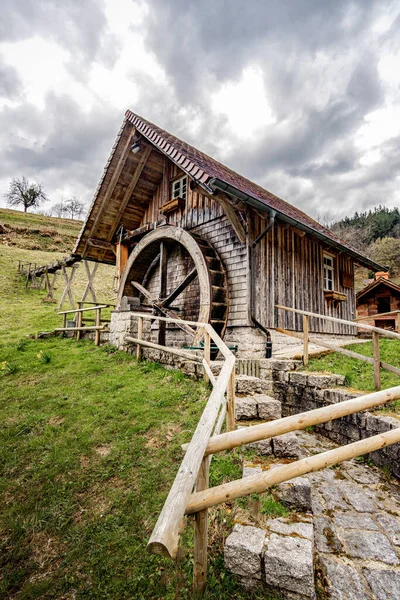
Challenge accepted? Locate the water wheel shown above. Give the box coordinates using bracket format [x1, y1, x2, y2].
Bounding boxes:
[117, 226, 229, 343]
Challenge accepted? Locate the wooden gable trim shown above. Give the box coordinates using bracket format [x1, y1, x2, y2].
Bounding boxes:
[82, 127, 134, 256]
[106, 144, 152, 242]
[208, 192, 246, 243]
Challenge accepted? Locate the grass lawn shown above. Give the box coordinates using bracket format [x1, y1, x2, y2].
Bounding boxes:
[303, 339, 400, 413]
[0, 242, 283, 599]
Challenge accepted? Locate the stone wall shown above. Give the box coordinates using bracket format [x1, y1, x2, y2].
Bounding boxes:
[272, 370, 400, 479]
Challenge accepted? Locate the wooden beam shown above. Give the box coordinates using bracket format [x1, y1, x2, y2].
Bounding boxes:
[158, 241, 167, 345]
[59, 265, 79, 310]
[373, 331, 381, 391]
[87, 238, 116, 253]
[218, 194, 246, 243]
[125, 336, 202, 363]
[80, 261, 98, 304]
[193, 456, 210, 593]
[160, 268, 197, 308]
[275, 304, 400, 341]
[106, 145, 152, 242]
[82, 129, 134, 255]
[185, 427, 400, 514]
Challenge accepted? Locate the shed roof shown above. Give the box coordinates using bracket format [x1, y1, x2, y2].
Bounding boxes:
[357, 277, 400, 302]
[74, 109, 384, 271]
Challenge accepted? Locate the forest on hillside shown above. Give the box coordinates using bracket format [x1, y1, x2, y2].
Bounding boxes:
[329, 206, 400, 278]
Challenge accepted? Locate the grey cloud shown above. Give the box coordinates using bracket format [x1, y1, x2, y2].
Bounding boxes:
[0, 0, 120, 77]
[0, 55, 23, 98]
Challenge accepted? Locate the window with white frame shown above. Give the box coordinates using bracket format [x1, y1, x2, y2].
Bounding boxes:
[171, 176, 187, 201]
[323, 254, 335, 291]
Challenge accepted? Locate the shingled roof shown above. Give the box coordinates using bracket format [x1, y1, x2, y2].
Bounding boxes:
[124, 110, 382, 270]
[357, 277, 400, 301]
[74, 109, 383, 271]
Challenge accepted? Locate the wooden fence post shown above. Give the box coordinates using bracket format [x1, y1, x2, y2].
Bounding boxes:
[372, 331, 381, 391]
[227, 369, 235, 432]
[137, 316, 143, 361]
[76, 309, 83, 340]
[397, 311, 400, 334]
[203, 330, 211, 384]
[193, 456, 210, 594]
[95, 309, 101, 346]
[303, 315, 309, 366]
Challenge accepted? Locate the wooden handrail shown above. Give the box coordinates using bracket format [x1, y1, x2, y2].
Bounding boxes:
[275, 304, 400, 341]
[182, 385, 400, 456]
[275, 305, 400, 391]
[58, 305, 110, 315]
[356, 309, 400, 321]
[185, 425, 400, 514]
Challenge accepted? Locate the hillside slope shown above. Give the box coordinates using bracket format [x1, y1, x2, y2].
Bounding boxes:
[0, 207, 82, 254]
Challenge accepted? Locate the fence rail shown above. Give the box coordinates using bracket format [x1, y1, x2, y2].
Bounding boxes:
[57, 303, 113, 345]
[275, 305, 400, 390]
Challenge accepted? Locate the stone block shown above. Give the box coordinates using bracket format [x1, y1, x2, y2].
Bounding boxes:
[274, 476, 312, 512]
[376, 513, 400, 546]
[268, 517, 313, 541]
[235, 375, 268, 395]
[224, 524, 266, 579]
[319, 556, 367, 600]
[264, 533, 315, 598]
[363, 567, 400, 600]
[272, 432, 303, 459]
[337, 482, 376, 512]
[289, 372, 309, 386]
[340, 530, 399, 564]
[255, 394, 281, 420]
[334, 513, 378, 531]
[314, 516, 342, 554]
[243, 463, 263, 478]
[235, 397, 258, 420]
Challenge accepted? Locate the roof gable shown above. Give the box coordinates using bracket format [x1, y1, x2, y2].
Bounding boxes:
[357, 277, 400, 302]
[74, 109, 384, 271]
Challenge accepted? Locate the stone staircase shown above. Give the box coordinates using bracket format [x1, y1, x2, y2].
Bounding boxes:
[224, 363, 400, 599]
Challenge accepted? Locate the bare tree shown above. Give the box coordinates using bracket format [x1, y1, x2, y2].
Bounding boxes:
[5, 177, 47, 213]
[64, 197, 85, 220]
[51, 201, 67, 218]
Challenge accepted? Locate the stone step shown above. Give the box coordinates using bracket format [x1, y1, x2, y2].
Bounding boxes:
[235, 394, 281, 421]
[235, 374, 273, 395]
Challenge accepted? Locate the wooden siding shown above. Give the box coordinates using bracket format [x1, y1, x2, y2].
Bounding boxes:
[251, 212, 357, 335]
[140, 162, 224, 228]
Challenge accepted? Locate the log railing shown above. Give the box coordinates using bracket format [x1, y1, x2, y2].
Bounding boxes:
[56, 303, 114, 345]
[123, 313, 235, 591]
[275, 305, 400, 391]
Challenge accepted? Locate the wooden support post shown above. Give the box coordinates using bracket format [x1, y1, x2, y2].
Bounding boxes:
[43, 271, 57, 302]
[303, 315, 309, 366]
[158, 241, 167, 346]
[95, 309, 101, 346]
[193, 457, 210, 594]
[59, 264, 78, 310]
[76, 310, 83, 340]
[373, 331, 381, 391]
[227, 369, 235, 432]
[80, 261, 98, 304]
[203, 330, 211, 384]
[63, 313, 67, 330]
[397, 311, 400, 334]
[136, 317, 143, 361]
[25, 264, 31, 287]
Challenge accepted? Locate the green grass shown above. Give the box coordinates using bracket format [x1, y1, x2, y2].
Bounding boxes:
[303, 339, 400, 413]
[0, 233, 276, 598]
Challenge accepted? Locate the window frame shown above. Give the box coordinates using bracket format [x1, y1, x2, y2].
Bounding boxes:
[171, 175, 187, 201]
[323, 252, 335, 292]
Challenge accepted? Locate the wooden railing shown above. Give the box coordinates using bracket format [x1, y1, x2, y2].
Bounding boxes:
[275, 305, 400, 390]
[136, 315, 400, 593]
[122, 313, 235, 591]
[56, 303, 114, 345]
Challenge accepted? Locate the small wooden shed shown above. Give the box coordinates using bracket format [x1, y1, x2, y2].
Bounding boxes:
[73, 110, 383, 355]
[357, 274, 400, 331]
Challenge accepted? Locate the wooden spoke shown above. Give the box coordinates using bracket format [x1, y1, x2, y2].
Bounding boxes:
[160, 267, 197, 309]
[131, 280, 155, 301]
[158, 242, 168, 345]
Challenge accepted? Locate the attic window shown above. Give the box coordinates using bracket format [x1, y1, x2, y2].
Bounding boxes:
[171, 176, 187, 201]
[323, 254, 334, 291]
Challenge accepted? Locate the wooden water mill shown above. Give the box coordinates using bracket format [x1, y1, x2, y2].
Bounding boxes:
[117, 226, 229, 344]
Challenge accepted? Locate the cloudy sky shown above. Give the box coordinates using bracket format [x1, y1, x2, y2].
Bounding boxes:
[1, 0, 399, 220]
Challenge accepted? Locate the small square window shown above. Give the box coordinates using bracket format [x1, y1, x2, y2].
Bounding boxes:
[323, 254, 334, 291]
[171, 176, 187, 201]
